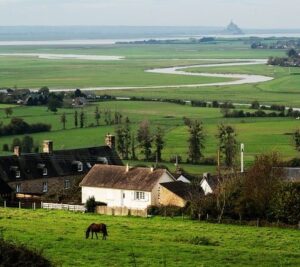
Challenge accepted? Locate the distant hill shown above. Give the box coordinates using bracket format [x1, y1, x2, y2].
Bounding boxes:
[223, 21, 244, 35]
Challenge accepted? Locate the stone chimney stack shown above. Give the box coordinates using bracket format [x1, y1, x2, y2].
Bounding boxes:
[105, 134, 115, 149]
[125, 163, 130, 173]
[43, 140, 53, 154]
[14, 146, 21, 157]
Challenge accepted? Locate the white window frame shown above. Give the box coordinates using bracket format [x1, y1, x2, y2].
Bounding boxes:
[77, 162, 83, 172]
[42, 181, 48, 193]
[64, 179, 70, 190]
[15, 170, 21, 179]
[43, 167, 48, 176]
[134, 191, 145, 200]
[16, 184, 21, 193]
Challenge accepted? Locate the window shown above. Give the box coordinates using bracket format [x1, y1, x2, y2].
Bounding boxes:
[77, 162, 83, 172]
[16, 184, 21, 193]
[135, 191, 145, 200]
[15, 170, 21, 179]
[72, 161, 83, 172]
[42, 182, 48, 193]
[64, 179, 70, 190]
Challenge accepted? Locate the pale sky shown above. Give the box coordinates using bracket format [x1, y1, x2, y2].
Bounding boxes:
[0, 0, 299, 29]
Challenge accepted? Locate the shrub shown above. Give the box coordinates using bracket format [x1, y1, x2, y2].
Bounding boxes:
[2, 144, 9, 152]
[85, 196, 97, 213]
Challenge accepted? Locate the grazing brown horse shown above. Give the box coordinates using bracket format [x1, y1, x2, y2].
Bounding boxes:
[86, 223, 108, 240]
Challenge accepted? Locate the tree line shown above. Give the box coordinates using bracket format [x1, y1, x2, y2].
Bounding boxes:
[115, 117, 238, 168]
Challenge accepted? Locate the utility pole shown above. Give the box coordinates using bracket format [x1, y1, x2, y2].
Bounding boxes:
[241, 143, 245, 173]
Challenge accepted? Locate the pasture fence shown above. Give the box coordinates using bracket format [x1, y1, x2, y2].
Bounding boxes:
[41, 202, 86, 212]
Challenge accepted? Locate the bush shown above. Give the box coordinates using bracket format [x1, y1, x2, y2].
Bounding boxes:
[85, 196, 97, 213]
[2, 144, 9, 152]
[0, 118, 51, 136]
[0, 240, 52, 267]
[147, 205, 186, 217]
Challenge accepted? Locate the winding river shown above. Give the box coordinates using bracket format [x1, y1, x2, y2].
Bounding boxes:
[0, 53, 273, 90]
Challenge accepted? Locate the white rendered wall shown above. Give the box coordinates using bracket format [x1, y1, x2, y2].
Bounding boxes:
[82, 186, 151, 209]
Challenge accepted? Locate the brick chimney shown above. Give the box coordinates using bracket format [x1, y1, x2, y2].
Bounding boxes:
[43, 140, 53, 154]
[14, 146, 21, 157]
[105, 134, 115, 149]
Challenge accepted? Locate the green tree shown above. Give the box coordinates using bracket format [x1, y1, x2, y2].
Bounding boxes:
[21, 136, 34, 153]
[137, 120, 152, 161]
[38, 86, 50, 96]
[153, 126, 165, 162]
[4, 107, 13, 118]
[74, 110, 78, 128]
[47, 96, 61, 113]
[293, 129, 300, 153]
[123, 117, 131, 160]
[94, 106, 101, 126]
[287, 48, 298, 58]
[60, 112, 67, 130]
[11, 137, 21, 151]
[217, 124, 238, 168]
[80, 110, 85, 128]
[115, 125, 126, 158]
[188, 120, 205, 164]
[131, 133, 137, 160]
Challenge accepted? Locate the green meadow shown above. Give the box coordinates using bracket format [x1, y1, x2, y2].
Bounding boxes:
[0, 208, 299, 267]
[0, 40, 300, 173]
[0, 101, 298, 174]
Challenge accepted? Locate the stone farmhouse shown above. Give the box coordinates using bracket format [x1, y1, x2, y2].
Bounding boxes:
[0, 135, 122, 200]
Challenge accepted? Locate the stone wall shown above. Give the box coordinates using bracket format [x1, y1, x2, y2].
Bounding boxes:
[96, 205, 148, 217]
[159, 187, 186, 208]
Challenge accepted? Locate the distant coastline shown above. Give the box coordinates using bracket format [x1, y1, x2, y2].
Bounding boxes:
[1, 26, 300, 43]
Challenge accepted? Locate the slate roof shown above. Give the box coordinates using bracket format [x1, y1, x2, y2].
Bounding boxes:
[80, 165, 172, 192]
[160, 181, 193, 200]
[0, 146, 122, 183]
[0, 178, 12, 195]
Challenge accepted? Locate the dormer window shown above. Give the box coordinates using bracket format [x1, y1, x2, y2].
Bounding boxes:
[97, 157, 108, 165]
[16, 183, 21, 193]
[10, 166, 20, 179]
[37, 164, 47, 176]
[72, 161, 83, 172]
[42, 181, 48, 193]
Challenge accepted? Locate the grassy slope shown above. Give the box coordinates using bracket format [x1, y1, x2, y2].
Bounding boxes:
[0, 208, 299, 267]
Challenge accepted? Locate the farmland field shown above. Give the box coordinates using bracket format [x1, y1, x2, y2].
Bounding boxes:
[0, 208, 299, 267]
[0, 101, 298, 174]
[0, 40, 300, 173]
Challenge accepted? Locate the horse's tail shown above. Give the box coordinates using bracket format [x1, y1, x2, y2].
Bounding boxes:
[86, 226, 91, 239]
[103, 224, 108, 237]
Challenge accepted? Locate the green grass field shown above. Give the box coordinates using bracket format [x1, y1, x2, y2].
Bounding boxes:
[1, 42, 298, 107]
[0, 208, 299, 267]
[0, 101, 298, 174]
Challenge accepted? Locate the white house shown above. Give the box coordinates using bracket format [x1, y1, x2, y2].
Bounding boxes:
[200, 173, 219, 195]
[176, 175, 191, 184]
[80, 165, 176, 209]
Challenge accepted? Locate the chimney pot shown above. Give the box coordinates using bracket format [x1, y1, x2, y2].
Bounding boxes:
[105, 134, 115, 149]
[125, 164, 130, 172]
[150, 166, 154, 173]
[43, 140, 53, 154]
[14, 146, 21, 157]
